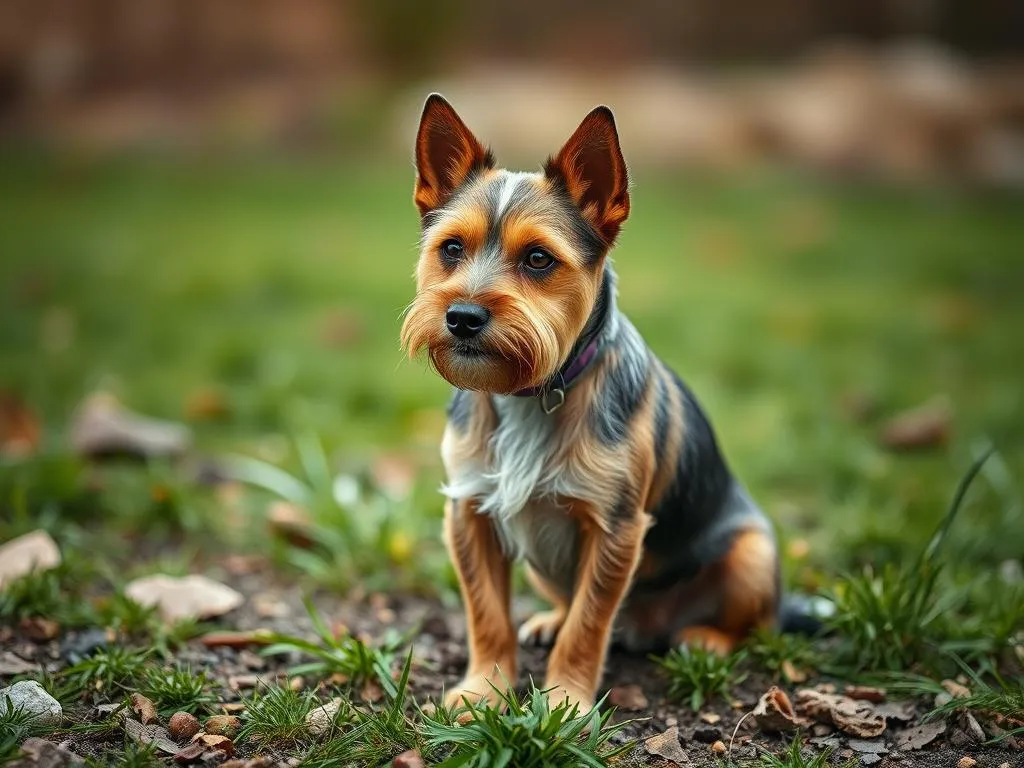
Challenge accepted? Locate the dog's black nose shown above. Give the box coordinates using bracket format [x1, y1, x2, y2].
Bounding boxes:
[445, 303, 490, 339]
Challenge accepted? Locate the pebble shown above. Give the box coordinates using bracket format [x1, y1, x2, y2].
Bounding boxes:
[0, 680, 62, 727]
[0, 530, 61, 588]
[169, 712, 201, 741]
[957, 758, 976, 768]
[392, 750, 425, 768]
[711, 740, 727, 755]
[693, 726, 722, 743]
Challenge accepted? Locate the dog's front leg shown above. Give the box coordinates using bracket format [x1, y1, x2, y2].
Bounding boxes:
[545, 509, 646, 712]
[443, 497, 516, 712]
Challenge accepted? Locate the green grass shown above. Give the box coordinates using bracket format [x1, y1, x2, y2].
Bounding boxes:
[261, 599, 402, 690]
[653, 646, 748, 711]
[62, 647, 151, 696]
[237, 684, 321, 748]
[140, 666, 217, 717]
[423, 687, 630, 768]
[750, 735, 855, 768]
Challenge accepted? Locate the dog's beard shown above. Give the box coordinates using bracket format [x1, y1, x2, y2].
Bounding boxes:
[401, 293, 566, 394]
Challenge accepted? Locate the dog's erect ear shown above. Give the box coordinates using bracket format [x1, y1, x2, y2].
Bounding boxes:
[545, 106, 630, 244]
[414, 94, 494, 217]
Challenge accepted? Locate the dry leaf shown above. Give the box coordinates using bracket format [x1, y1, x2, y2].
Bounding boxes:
[306, 698, 343, 736]
[781, 659, 809, 683]
[70, 392, 191, 459]
[700, 712, 722, 725]
[644, 726, 690, 765]
[845, 685, 886, 703]
[130, 693, 159, 725]
[794, 689, 885, 738]
[941, 679, 972, 699]
[124, 719, 180, 754]
[125, 574, 243, 623]
[266, 501, 315, 549]
[880, 396, 951, 451]
[896, 720, 947, 750]
[753, 686, 805, 733]
[0, 391, 40, 458]
[190, 734, 233, 756]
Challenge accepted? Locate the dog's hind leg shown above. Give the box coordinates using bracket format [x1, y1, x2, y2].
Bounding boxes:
[672, 527, 778, 654]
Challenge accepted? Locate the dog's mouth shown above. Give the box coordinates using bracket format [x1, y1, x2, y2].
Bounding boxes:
[448, 341, 495, 359]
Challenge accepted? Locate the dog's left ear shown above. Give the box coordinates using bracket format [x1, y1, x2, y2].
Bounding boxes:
[546, 106, 630, 245]
[414, 94, 494, 217]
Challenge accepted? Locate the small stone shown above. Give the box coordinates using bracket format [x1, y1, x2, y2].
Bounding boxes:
[999, 762, 1011, 768]
[711, 740, 727, 755]
[70, 392, 191, 460]
[204, 715, 241, 737]
[608, 684, 648, 711]
[0, 680, 62, 727]
[306, 698, 343, 736]
[700, 712, 721, 725]
[860, 754, 882, 766]
[60, 629, 109, 664]
[392, 750, 425, 768]
[169, 712, 201, 741]
[0, 531, 61, 588]
[228, 675, 261, 691]
[957, 758, 976, 768]
[848, 739, 887, 754]
[812, 724, 833, 736]
[845, 685, 886, 703]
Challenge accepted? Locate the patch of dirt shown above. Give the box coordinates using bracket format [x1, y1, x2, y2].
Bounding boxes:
[3, 565, 1019, 767]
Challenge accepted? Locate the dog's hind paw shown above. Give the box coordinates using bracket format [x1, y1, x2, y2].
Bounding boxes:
[517, 609, 565, 647]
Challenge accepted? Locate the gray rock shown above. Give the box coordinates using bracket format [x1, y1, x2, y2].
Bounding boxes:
[0, 680, 62, 727]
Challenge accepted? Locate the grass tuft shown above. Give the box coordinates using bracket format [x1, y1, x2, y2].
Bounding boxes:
[423, 685, 631, 768]
[237, 684, 320, 748]
[140, 666, 217, 717]
[83, 741, 164, 768]
[262, 597, 401, 689]
[62, 647, 150, 696]
[753, 734, 855, 768]
[653, 646, 748, 711]
[0, 695, 53, 761]
[826, 448, 996, 675]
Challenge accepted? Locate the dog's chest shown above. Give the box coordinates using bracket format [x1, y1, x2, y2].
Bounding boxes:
[441, 395, 592, 586]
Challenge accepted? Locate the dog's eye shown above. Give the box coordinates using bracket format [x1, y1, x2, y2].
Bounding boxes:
[440, 239, 464, 264]
[524, 249, 554, 272]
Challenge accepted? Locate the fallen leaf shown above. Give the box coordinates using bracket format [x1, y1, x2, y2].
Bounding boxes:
[753, 686, 805, 733]
[845, 685, 886, 703]
[0, 652, 37, 676]
[124, 719, 180, 754]
[0, 530, 61, 588]
[266, 501, 315, 549]
[392, 749, 425, 768]
[874, 700, 917, 723]
[608, 684, 648, 711]
[644, 726, 690, 765]
[700, 712, 722, 725]
[7, 737, 80, 768]
[896, 720, 947, 751]
[70, 392, 191, 460]
[306, 698, 343, 736]
[794, 689, 885, 738]
[880, 396, 951, 451]
[847, 738, 887, 754]
[0, 391, 40, 459]
[781, 659, 809, 683]
[124, 574, 243, 623]
[199, 630, 273, 649]
[949, 712, 986, 747]
[131, 693, 159, 725]
[190, 734, 233, 756]
[172, 743, 206, 764]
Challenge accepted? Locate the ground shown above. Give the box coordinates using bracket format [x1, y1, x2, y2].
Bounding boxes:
[0, 153, 1022, 766]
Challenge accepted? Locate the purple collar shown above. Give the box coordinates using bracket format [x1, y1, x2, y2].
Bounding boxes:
[512, 338, 601, 413]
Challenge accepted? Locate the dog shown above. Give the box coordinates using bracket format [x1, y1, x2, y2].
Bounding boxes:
[402, 94, 783, 714]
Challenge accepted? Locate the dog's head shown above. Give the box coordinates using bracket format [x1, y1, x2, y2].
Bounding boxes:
[401, 94, 630, 394]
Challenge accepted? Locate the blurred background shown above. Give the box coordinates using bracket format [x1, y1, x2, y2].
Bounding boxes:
[1, 0, 1022, 590]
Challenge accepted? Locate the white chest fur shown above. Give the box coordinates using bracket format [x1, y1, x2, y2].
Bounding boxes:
[440, 395, 597, 583]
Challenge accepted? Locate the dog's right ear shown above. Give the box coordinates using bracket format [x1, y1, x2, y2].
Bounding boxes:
[414, 94, 494, 217]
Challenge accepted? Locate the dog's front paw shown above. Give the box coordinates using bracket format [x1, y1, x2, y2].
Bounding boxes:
[444, 674, 511, 721]
[544, 683, 594, 716]
[517, 609, 565, 647]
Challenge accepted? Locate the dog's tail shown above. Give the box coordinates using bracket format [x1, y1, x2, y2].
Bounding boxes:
[778, 593, 835, 636]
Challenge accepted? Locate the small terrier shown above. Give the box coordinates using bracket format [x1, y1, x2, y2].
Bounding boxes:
[402, 94, 781, 713]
